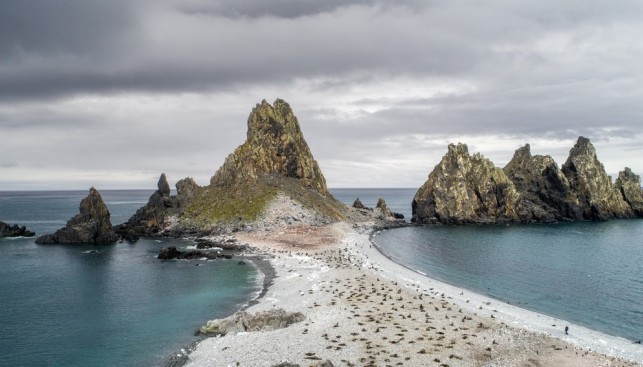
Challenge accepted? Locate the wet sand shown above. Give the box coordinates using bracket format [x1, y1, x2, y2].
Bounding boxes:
[184, 222, 643, 366]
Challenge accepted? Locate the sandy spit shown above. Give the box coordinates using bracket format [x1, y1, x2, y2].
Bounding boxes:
[184, 222, 643, 367]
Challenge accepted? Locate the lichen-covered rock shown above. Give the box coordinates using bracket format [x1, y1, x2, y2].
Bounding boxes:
[198, 309, 304, 336]
[615, 167, 643, 216]
[412, 143, 522, 224]
[35, 187, 118, 245]
[503, 144, 583, 222]
[0, 221, 35, 237]
[562, 137, 634, 220]
[210, 99, 329, 195]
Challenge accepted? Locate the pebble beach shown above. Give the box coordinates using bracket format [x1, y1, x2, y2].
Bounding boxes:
[184, 222, 643, 367]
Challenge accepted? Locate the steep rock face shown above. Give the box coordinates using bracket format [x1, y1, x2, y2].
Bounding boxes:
[561, 137, 634, 220]
[412, 143, 522, 224]
[210, 99, 329, 195]
[615, 167, 643, 216]
[116, 173, 194, 241]
[35, 188, 118, 245]
[503, 144, 582, 222]
[0, 221, 35, 237]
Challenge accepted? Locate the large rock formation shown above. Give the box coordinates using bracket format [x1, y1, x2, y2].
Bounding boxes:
[412, 143, 522, 224]
[615, 167, 643, 217]
[413, 137, 643, 224]
[35, 187, 118, 245]
[503, 144, 582, 222]
[561, 137, 634, 220]
[116, 174, 199, 240]
[210, 99, 328, 195]
[0, 221, 35, 237]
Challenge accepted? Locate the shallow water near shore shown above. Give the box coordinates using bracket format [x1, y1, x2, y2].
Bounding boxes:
[0, 191, 260, 367]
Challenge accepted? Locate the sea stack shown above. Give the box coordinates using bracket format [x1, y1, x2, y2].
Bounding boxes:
[411, 143, 521, 224]
[35, 187, 118, 245]
[561, 137, 634, 220]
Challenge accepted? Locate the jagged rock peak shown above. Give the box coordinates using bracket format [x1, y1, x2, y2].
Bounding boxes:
[158, 173, 171, 196]
[376, 197, 391, 216]
[210, 98, 329, 195]
[615, 167, 643, 216]
[562, 136, 633, 220]
[35, 187, 118, 245]
[504, 144, 582, 222]
[352, 197, 365, 209]
[412, 143, 522, 224]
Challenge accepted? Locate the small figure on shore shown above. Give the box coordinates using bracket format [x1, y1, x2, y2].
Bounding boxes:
[565, 326, 569, 335]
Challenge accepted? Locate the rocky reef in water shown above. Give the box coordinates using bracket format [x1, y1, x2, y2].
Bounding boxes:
[0, 221, 35, 237]
[119, 99, 397, 239]
[412, 137, 643, 224]
[35, 187, 119, 244]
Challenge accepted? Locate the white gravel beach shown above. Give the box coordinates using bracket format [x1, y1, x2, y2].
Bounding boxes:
[184, 222, 643, 367]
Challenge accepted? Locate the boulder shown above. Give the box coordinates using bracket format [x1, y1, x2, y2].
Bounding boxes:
[199, 309, 304, 336]
[158, 246, 224, 260]
[0, 221, 35, 237]
[412, 143, 522, 224]
[562, 137, 634, 220]
[35, 187, 118, 245]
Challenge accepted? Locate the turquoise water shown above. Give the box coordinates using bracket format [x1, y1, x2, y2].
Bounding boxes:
[0, 191, 260, 367]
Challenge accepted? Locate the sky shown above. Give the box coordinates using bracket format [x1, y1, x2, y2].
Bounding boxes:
[1, 0, 642, 190]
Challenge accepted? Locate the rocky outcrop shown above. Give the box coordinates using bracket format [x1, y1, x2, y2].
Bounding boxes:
[210, 99, 329, 195]
[503, 144, 582, 222]
[376, 197, 392, 217]
[35, 187, 118, 245]
[157, 246, 232, 260]
[615, 167, 643, 216]
[562, 137, 634, 220]
[414, 137, 643, 224]
[412, 143, 522, 224]
[198, 309, 304, 336]
[0, 221, 35, 237]
[116, 174, 202, 240]
[352, 197, 365, 209]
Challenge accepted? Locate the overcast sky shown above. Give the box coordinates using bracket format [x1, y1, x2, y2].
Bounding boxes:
[1, 0, 642, 190]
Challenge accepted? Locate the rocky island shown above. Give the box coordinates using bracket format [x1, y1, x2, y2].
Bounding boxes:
[0, 221, 35, 237]
[35, 187, 119, 245]
[412, 137, 643, 224]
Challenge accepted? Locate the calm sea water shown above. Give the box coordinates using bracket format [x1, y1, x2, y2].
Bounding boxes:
[0, 191, 260, 367]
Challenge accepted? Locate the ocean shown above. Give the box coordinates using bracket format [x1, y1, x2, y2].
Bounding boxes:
[0, 190, 260, 367]
[2, 188, 642, 366]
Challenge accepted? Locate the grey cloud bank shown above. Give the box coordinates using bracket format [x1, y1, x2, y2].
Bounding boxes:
[1, 0, 642, 190]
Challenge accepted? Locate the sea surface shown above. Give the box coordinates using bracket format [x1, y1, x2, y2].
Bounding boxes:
[0, 190, 260, 367]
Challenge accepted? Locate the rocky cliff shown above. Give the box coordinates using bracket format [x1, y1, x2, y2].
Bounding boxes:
[35, 187, 118, 245]
[412, 143, 522, 224]
[561, 137, 634, 220]
[413, 137, 643, 224]
[503, 144, 582, 222]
